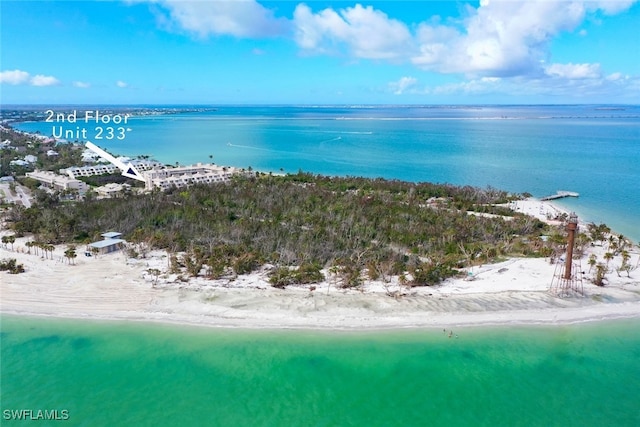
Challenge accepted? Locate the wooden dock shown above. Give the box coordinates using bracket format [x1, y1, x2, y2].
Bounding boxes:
[541, 191, 580, 201]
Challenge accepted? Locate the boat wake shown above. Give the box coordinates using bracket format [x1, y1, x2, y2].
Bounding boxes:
[318, 136, 342, 144]
[227, 142, 271, 151]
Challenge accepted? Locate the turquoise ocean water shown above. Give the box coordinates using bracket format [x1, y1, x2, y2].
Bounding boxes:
[2, 315, 640, 427]
[14, 105, 640, 241]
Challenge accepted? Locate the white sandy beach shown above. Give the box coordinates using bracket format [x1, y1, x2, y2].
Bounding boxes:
[2, 198, 639, 329]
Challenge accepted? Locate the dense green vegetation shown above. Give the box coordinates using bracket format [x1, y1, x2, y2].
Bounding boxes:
[76, 173, 144, 188]
[3, 172, 557, 287]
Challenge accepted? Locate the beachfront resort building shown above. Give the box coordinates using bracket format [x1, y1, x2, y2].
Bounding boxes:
[26, 170, 88, 194]
[87, 232, 126, 255]
[143, 163, 239, 190]
[61, 159, 162, 179]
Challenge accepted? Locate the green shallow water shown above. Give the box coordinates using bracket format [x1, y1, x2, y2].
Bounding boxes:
[1, 315, 639, 427]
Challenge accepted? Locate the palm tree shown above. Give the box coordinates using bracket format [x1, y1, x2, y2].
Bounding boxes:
[594, 263, 607, 286]
[45, 244, 55, 260]
[6, 235, 16, 251]
[604, 251, 614, 266]
[615, 234, 626, 251]
[64, 246, 77, 265]
[587, 254, 597, 273]
[616, 250, 632, 278]
[621, 250, 630, 264]
[36, 242, 45, 258]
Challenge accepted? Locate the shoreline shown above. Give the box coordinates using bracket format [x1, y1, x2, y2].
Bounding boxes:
[3, 297, 640, 332]
[2, 197, 639, 331]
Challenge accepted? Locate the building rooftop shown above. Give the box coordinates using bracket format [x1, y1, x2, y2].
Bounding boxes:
[89, 238, 126, 249]
[102, 232, 123, 239]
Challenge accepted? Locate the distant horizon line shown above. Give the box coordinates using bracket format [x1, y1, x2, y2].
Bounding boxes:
[2, 103, 638, 108]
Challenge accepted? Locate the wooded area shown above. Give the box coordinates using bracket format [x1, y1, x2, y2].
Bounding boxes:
[3, 172, 554, 287]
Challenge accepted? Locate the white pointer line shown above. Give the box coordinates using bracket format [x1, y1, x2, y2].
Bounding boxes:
[85, 141, 145, 182]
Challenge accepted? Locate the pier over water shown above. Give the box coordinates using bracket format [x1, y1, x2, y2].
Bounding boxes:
[541, 191, 580, 201]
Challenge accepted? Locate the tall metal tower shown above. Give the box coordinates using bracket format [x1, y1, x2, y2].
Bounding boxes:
[550, 212, 584, 297]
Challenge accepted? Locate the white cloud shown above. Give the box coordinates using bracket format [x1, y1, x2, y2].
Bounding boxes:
[593, 0, 638, 15]
[545, 63, 602, 79]
[116, 81, 129, 88]
[143, 0, 288, 38]
[30, 75, 61, 86]
[115, 1, 640, 101]
[1, 70, 61, 86]
[606, 72, 624, 81]
[73, 81, 91, 88]
[412, 1, 594, 77]
[293, 4, 412, 59]
[0, 69, 31, 85]
[290, 0, 637, 82]
[389, 76, 418, 95]
[412, 0, 637, 81]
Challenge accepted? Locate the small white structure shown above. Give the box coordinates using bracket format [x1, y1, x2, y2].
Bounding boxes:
[9, 159, 30, 166]
[88, 232, 125, 255]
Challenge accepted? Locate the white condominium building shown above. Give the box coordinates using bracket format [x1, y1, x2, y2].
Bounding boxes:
[61, 159, 162, 179]
[26, 170, 89, 193]
[144, 163, 239, 190]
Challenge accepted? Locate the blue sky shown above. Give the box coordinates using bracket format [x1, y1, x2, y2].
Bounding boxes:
[1, 0, 639, 104]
